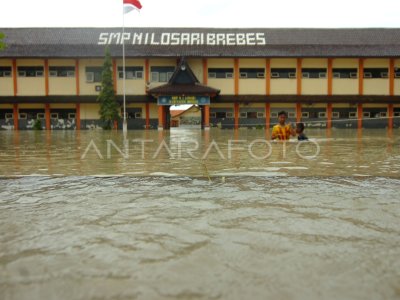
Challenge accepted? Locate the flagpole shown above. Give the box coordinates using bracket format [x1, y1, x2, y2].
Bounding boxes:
[122, 5, 127, 134]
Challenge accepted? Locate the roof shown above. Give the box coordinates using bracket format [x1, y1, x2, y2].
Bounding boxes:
[1, 27, 400, 58]
[170, 105, 197, 118]
[148, 58, 220, 96]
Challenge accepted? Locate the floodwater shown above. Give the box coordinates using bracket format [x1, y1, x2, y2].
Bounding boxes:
[0, 128, 400, 300]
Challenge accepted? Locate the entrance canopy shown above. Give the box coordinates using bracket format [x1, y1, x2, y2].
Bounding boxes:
[148, 58, 220, 106]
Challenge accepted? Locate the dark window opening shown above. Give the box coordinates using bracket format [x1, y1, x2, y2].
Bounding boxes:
[49, 66, 75, 77]
[208, 68, 234, 79]
[301, 68, 327, 79]
[239, 68, 265, 79]
[332, 68, 358, 79]
[17, 66, 44, 77]
[363, 68, 389, 79]
[270, 68, 296, 79]
[118, 66, 144, 79]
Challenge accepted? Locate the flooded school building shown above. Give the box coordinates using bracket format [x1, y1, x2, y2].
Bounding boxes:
[0, 27, 400, 130]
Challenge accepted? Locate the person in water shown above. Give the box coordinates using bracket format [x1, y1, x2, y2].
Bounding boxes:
[271, 111, 296, 140]
[296, 122, 308, 141]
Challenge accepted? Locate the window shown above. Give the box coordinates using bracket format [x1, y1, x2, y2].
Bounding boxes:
[226, 112, 234, 118]
[150, 72, 159, 82]
[301, 68, 327, 79]
[37, 113, 45, 120]
[301, 112, 309, 118]
[68, 113, 76, 119]
[134, 112, 142, 118]
[271, 72, 279, 78]
[210, 112, 216, 118]
[17, 66, 44, 77]
[319, 72, 327, 78]
[271, 112, 278, 118]
[240, 112, 247, 118]
[150, 66, 175, 82]
[363, 68, 389, 79]
[380, 112, 387, 118]
[318, 112, 327, 118]
[86, 72, 94, 83]
[349, 112, 357, 118]
[239, 68, 265, 79]
[332, 112, 340, 119]
[247, 112, 258, 119]
[19, 113, 27, 119]
[50, 113, 58, 119]
[118, 66, 144, 79]
[208, 72, 216, 78]
[208, 68, 234, 79]
[302, 72, 310, 78]
[332, 68, 358, 79]
[49, 66, 75, 77]
[85, 67, 102, 83]
[364, 72, 372, 78]
[271, 68, 296, 79]
[363, 112, 370, 118]
[395, 72, 400, 78]
[394, 112, 400, 117]
[5, 113, 13, 119]
[288, 112, 296, 118]
[214, 112, 226, 118]
[0, 67, 12, 77]
[257, 112, 265, 118]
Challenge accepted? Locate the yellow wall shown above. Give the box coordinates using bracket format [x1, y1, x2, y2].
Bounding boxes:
[363, 103, 388, 108]
[302, 79, 327, 95]
[364, 80, 389, 95]
[239, 103, 265, 109]
[50, 103, 76, 109]
[79, 59, 103, 96]
[0, 104, 13, 109]
[16, 59, 45, 96]
[48, 59, 76, 95]
[208, 58, 235, 95]
[363, 59, 390, 95]
[301, 59, 328, 95]
[332, 59, 358, 95]
[19, 103, 45, 109]
[364, 59, 389, 68]
[211, 103, 234, 109]
[80, 103, 100, 119]
[149, 103, 158, 119]
[187, 59, 204, 84]
[0, 59, 14, 96]
[240, 79, 266, 95]
[238, 59, 266, 94]
[116, 59, 146, 95]
[394, 59, 400, 96]
[270, 59, 297, 94]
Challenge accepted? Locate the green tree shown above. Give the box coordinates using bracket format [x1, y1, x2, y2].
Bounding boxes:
[98, 47, 120, 130]
[0, 32, 5, 50]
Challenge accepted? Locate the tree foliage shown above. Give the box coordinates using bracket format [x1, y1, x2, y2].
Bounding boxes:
[97, 47, 120, 130]
[0, 32, 5, 50]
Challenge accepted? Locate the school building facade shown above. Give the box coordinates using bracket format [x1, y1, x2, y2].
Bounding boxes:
[0, 27, 400, 130]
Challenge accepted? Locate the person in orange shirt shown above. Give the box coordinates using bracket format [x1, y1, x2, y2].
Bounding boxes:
[271, 111, 296, 140]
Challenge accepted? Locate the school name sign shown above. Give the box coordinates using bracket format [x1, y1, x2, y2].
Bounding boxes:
[98, 32, 266, 46]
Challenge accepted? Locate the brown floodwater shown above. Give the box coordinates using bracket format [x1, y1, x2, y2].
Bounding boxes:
[0, 128, 399, 300]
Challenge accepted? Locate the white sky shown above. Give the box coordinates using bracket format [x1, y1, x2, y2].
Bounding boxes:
[0, 0, 399, 28]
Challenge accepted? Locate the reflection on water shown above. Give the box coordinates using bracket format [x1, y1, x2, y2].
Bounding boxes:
[0, 128, 399, 177]
[0, 129, 400, 300]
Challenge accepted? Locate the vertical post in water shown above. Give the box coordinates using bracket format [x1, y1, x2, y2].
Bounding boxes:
[122, 9, 127, 134]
